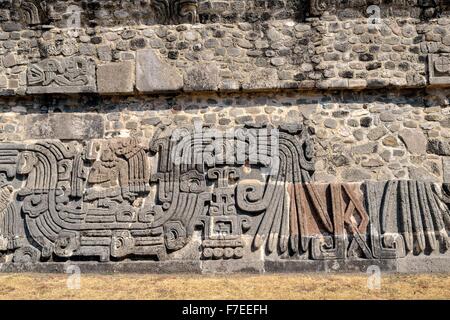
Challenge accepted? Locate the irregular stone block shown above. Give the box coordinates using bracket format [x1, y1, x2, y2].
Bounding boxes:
[428, 138, 450, 156]
[0, 9, 10, 21]
[398, 129, 427, 155]
[351, 142, 378, 154]
[241, 68, 279, 91]
[367, 126, 388, 141]
[183, 64, 220, 92]
[136, 49, 183, 93]
[1, 22, 21, 32]
[97, 61, 135, 94]
[0, 75, 6, 88]
[408, 166, 439, 183]
[26, 114, 104, 140]
[26, 57, 97, 94]
[444, 157, 450, 183]
[341, 168, 372, 182]
[2, 53, 16, 68]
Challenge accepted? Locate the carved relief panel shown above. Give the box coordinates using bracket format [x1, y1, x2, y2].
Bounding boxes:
[0, 123, 449, 264]
[0, 0, 200, 28]
[308, 0, 444, 18]
[26, 57, 97, 94]
[429, 54, 450, 85]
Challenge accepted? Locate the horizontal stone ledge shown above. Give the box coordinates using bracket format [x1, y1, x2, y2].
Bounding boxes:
[0, 261, 203, 274]
[4, 257, 450, 273]
[16, 47, 438, 96]
[16, 80, 438, 97]
[264, 259, 398, 273]
[9, 49, 450, 96]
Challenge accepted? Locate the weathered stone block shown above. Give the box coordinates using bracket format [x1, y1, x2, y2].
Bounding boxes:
[444, 157, 450, 183]
[398, 129, 427, 155]
[341, 168, 372, 182]
[97, 61, 135, 94]
[136, 49, 183, 93]
[0, 75, 6, 88]
[0, 9, 10, 21]
[184, 64, 220, 92]
[2, 53, 16, 68]
[428, 138, 450, 156]
[241, 68, 279, 91]
[408, 166, 439, 183]
[26, 114, 104, 140]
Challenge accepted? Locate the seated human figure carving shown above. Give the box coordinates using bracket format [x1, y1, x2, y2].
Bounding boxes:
[86, 144, 132, 204]
[86, 138, 150, 207]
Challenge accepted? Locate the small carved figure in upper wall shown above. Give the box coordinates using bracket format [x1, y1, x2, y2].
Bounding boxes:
[10, 0, 60, 27]
[151, 0, 199, 24]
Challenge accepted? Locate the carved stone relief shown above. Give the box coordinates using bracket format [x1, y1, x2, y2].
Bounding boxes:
[0, 124, 450, 264]
[0, 0, 446, 30]
[1, 0, 199, 28]
[151, 0, 199, 24]
[308, 0, 445, 18]
[26, 57, 96, 94]
[429, 54, 450, 85]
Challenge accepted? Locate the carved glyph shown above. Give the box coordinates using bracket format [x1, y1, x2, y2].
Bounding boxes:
[429, 54, 450, 85]
[27, 57, 96, 94]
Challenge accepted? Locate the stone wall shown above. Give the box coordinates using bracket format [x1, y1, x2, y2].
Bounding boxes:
[1, 1, 450, 273]
[0, 89, 447, 184]
[4, 13, 450, 94]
